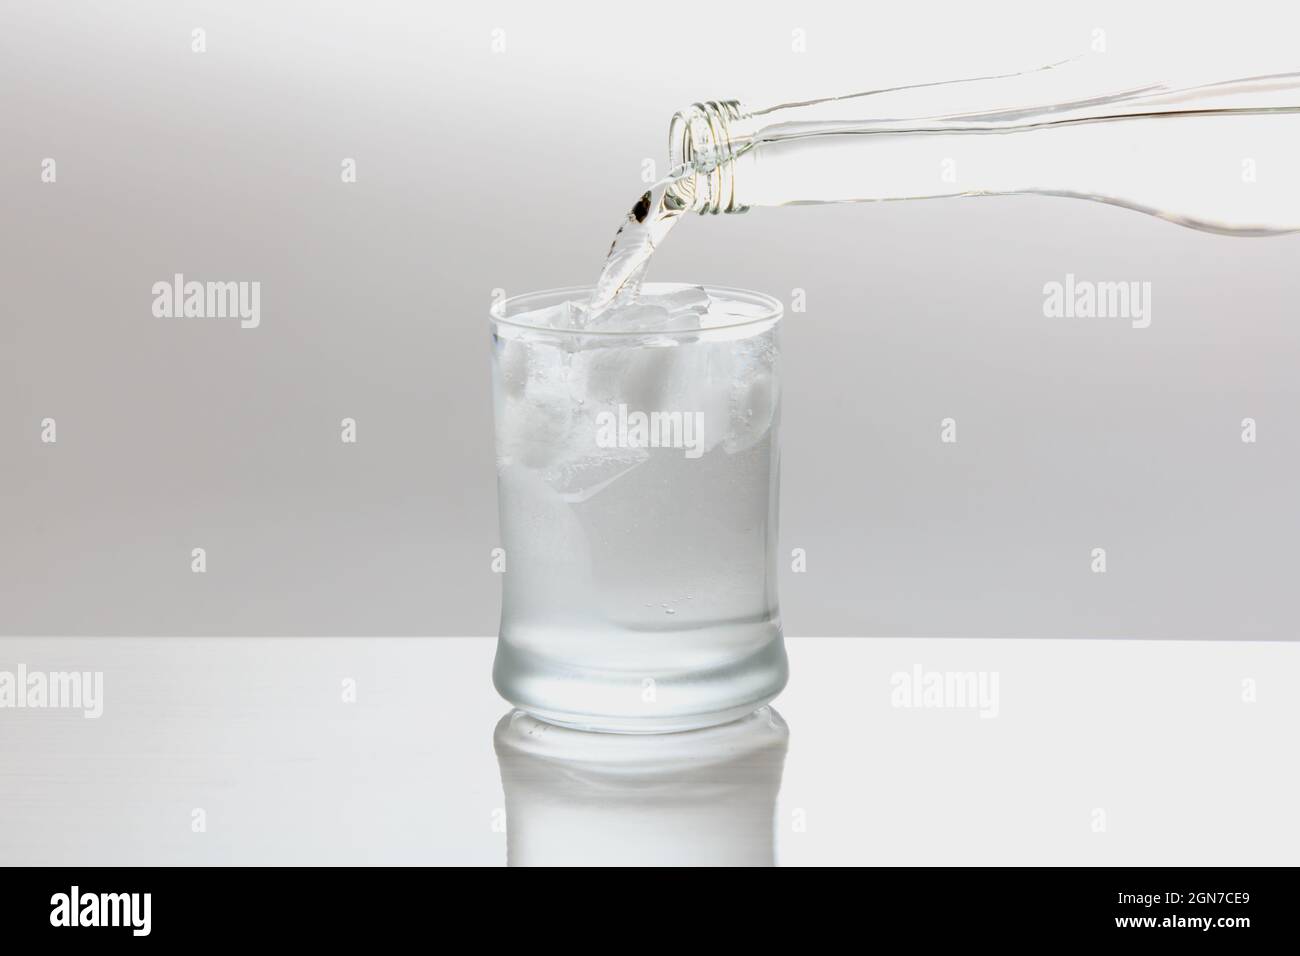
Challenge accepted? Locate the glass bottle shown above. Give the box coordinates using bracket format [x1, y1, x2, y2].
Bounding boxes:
[666, 64, 1300, 235]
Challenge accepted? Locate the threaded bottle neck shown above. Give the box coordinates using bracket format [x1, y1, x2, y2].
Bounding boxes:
[668, 100, 749, 215]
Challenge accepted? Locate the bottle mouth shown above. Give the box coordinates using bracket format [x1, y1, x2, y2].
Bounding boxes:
[668, 100, 747, 215]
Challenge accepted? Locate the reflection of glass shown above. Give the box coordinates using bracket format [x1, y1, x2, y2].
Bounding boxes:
[494, 707, 790, 866]
[489, 285, 787, 733]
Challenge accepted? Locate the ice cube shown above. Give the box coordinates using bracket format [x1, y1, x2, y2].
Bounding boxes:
[546, 448, 649, 503]
[722, 335, 779, 454]
[505, 299, 588, 331]
[586, 285, 711, 332]
[723, 370, 778, 454]
[651, 285, 713, 318]
[495, 339, 587, 470]
[496, 285, 748, 499]
[574, 341, 731, 459]
[577, 285, 716, 421]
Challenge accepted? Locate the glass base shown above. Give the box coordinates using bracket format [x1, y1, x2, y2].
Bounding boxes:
[492, 625, 788, 735]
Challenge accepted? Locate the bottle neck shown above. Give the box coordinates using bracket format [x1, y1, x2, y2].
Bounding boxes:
[668, 100, 751, 214]
[669, 69, 1300, 235]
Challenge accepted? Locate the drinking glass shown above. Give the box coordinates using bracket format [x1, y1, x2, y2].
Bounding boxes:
[490, 283, 786, 732]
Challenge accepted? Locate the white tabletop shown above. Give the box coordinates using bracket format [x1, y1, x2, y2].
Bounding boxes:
[1, 636, 1295, 866]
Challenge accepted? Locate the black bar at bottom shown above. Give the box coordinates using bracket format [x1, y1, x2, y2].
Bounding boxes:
[0, 866, 1290, 942]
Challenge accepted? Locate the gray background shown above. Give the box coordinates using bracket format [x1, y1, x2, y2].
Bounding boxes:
[3, 0, 1298, 638]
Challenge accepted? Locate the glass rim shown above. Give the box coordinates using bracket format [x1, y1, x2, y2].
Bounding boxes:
[489, 283, 784, 337]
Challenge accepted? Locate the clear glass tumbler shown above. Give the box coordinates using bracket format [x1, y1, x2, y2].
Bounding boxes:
[489, 283, 787, 732]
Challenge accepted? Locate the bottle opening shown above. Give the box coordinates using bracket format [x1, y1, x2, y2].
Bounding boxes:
[668, 100, 747, 215]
